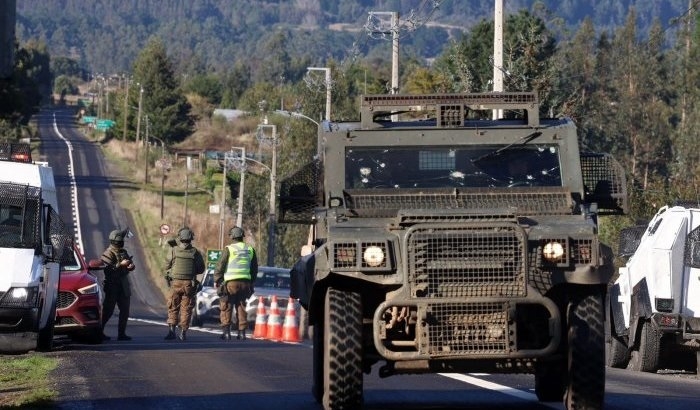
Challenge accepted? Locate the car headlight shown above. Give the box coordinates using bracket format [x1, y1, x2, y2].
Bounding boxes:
[0, 287, 38, 308]
[11, 287, 28, 300]
[363, 245, 385, 267]
[543, 241, 565, 262]
[78, 283, 99, 295]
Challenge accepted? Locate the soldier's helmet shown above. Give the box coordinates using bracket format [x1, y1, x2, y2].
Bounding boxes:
[178, 227, 194, 241]
[229, 226, 244, 240]
[109, 229, 125, 246]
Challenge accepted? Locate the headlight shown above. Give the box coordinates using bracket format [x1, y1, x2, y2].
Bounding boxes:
[78, 283, 99, 295]
[11, 288, 28, 300]
[543, 241, 565, 262]
[363, 245, 385, 267]
[0, 287, 38, 308]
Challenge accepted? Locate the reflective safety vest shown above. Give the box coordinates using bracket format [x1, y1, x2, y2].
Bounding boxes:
[223, 242, 253, 281]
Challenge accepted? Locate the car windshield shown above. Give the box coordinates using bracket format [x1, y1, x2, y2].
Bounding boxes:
[345, 145, 562, 189]
[254, 269, 291, 289]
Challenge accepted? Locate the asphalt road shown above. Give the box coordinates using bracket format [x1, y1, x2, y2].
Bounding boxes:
[35, 106, 700, 410]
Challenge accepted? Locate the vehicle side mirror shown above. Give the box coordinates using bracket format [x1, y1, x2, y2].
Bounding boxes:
[88, 259, 105, 270]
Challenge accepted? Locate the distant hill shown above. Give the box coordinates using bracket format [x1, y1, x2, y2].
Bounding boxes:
[15, 0, 688, 76]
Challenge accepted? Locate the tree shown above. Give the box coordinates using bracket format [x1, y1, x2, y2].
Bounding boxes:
[132, 37, 193, 143]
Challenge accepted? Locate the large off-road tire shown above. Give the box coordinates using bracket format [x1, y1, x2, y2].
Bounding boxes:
[627, 319, 660, 373]
[322, 288, 363, 410]
[535, 359, 565, 402]
[606, 333, 629, 369]
[564, 287, 605, 410]
[37, 300, 57, 352]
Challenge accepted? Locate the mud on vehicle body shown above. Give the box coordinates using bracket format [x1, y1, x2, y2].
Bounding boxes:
[281, 92, 627, 410]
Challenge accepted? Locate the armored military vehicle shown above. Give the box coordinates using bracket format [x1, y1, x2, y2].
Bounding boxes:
[0, 143, 72, 353]
[280, 92, 627, 410]
[609, 203, 700, 374]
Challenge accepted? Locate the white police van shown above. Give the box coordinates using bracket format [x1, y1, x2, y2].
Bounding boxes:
[0, 143, 71, 353]
[608, 203, 700, 373]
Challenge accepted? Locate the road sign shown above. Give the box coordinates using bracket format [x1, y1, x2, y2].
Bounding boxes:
[206, 249, 222, 270]
[81, 116, 96, 124]
[160, 224, 171, 235]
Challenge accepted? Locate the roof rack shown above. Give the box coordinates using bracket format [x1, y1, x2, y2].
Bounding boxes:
[360, 92, 539, 129]
[0, 143, 32, 163]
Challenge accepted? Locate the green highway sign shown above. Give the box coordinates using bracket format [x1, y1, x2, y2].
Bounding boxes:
[82, 116, 96, 124]
[206, 249, 222, 269]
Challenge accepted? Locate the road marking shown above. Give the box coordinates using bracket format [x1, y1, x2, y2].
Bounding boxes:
[438, 373, 562, 409]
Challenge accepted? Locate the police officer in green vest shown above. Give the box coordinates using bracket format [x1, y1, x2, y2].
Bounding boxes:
[163, 227, 206, 341]
[214, 226, 257, 340]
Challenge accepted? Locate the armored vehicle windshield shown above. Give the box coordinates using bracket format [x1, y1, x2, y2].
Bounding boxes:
[345, 144, 562, 189]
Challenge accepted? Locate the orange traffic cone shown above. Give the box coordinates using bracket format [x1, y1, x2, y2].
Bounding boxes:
[282, 297, 300, 343]
[266, 295, 283, 341]
[252, 296, 267, 339]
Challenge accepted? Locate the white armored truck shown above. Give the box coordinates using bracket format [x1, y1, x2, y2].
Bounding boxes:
[280, 92, 628, 410]
[0, 143, 71, 353]
[608, 203, 700, 373]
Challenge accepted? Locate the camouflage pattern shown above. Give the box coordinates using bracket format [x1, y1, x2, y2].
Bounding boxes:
[219, 280, 251, 331]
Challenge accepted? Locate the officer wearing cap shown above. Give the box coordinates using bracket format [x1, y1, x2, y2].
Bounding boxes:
[163, 227, 205, 341]
[100, 228, 136, 341]
[214, 226, 257, 340]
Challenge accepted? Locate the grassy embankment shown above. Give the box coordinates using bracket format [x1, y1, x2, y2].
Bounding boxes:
[0, 355, 57, 408]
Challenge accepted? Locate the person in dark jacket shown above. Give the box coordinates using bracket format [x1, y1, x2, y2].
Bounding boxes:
[163, 227, 205, 341]
[100, 228, 136, 341]
[214, 226, 257, 340]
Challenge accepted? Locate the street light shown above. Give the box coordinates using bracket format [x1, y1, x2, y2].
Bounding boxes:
[256, 123, 278, 266]
[306, 67, 332, 121]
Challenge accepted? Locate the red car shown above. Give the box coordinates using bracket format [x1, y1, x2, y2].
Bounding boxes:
[54, 243, 103, 343]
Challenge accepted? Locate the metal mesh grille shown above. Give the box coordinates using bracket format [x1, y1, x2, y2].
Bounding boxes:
[331, 241, 390, 271]
[619, 225, 647, 257]
[572, 238, 594, 264]
[56, 317, 80, 326]
[437, 104, 464, 127]
[580, 153, 628, 214]
[426, 302, 510, 356]
[0, 182, 41, 248]
[344, 188, 573, 217]
[47, 206, 73, 264]
[332, 242, 357, 269]
[407, 224, 526, 298]
[57, 291, 77, 309]
[278, 159, 323, 224]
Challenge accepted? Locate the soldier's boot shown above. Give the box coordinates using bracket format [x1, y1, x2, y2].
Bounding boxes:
[164, 325, 176, 340]
[237, 328, 246, 340]
[178, 327, 187, 341]
[220, 324, 231, 341]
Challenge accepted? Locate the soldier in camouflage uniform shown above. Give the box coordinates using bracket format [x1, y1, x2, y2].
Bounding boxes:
[101, 228, 136, 341]
[163, 227, 205, 341]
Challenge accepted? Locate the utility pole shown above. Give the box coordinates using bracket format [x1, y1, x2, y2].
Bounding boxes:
[368, 11, 400, 121]
[144, 115, 149, 184]
[122, 76, 129, 140]
[136, 86, 143, 147]
[256, 123, 278, 266]
[493, 0, 504, 119]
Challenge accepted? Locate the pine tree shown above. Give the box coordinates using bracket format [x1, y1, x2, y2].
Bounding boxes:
[132, 37, 193, 143]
